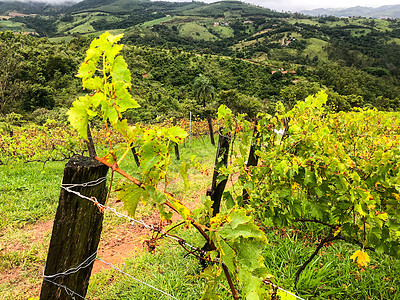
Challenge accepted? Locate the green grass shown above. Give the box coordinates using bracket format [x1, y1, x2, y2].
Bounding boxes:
[55, 13, 116, 35]
[0, 161, 65, 230]
[87, 231, 209, 299]
[69, 21, 96, 34]
[84, 29, 125, 39]
[209, 24, 234, 39]
[0, 20, 34, 32]
[303, 38, 329, 62]
[141, 16, 174, 28]
[49, 35, 75, 43]
[263, 227, 400, 299]
[287, 19, 320, 26]
[179, 22, 218, 42]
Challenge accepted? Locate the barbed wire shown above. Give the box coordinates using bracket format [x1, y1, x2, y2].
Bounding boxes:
[43, 251, 97, 281]
[43, 278, 88, 300]
[61, 178, 202, 255]
[263, 279, 306, 300]
[42, 251, 95, 300]
[42, 253, 180, 300]
[60, 178, 304, 300]
[62, 177, 107, 189]
[96, 257, 180, 300]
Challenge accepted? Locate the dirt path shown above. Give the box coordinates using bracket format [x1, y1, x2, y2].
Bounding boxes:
[0, 184, 208, 299]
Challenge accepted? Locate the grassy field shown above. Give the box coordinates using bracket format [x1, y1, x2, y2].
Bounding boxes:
[179, 22, 218, 42]
[0, 161, 64, 230]
[141, 16, 174, 28]
[287, 19, 320, 26]
[1, 132, 400, 299]
[0, 19, 34, 32]
[209, 24, 234, 39]
[303, 38, 329, 62]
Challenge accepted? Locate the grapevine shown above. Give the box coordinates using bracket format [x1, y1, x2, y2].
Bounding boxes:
[67, 32, 272, 299]
[0, 120, 86, 166]
[218, 92, 400, 284]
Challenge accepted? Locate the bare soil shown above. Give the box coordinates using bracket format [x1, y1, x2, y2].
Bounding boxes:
[0, 189, 206, 298]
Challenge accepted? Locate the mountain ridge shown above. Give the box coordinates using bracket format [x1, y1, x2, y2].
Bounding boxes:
[300, 4, 400, 18]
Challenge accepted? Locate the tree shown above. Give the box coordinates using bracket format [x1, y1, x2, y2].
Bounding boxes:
[217, 89, 262, 119]
[193, 74, 215, 145]
[0, 38, 24, 114]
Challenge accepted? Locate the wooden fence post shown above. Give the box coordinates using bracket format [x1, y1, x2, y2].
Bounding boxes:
[207, 115, 215, 146]
[242, 121, 260, 205]
[131, 145, 141, 167]
[173, 118, 180, 160]
[40, 155, 108, 300]
[208, 129, 230, 216]
[202, 129, 230, 256]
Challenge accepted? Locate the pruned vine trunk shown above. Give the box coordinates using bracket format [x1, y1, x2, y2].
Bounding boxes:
[207, 114, 215, 146]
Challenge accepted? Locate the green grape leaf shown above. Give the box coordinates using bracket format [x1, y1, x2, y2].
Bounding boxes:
[219, 239, 236, 274]
[112, 55, 131, 83]
[165, 126, 188, 144]
[277, 289, 297, 300]
[238, 268, 266, 300]
[77, 60, 96, 80]
[67, 95, 91, 139]
[85, 46, 102, 62]
[223, 191, 235, 210]
[83, 77, 103, 91]
[179, 161, 190, 191]
[113, 119, 140, 143]
[118, 182, 143, 217]
[219, 209, 267, 241]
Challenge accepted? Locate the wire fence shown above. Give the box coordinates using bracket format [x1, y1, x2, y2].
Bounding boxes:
[42, 176, 305, 300]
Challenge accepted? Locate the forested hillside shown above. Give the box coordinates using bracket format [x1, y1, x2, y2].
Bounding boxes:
[1, 0, 400, 126]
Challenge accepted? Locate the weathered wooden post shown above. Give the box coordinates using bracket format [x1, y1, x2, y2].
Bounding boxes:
[209, 129, 230, 216]
[202, 129, 230, 257]
[173, 118, 180, 160]
[131, 145, 141, 167]
[40, 155, 108, 299]
[242, 121, 260, 205]
[207, 115, 215, 146]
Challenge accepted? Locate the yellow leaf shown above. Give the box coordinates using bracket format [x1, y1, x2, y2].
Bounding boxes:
[377, 213, 388, 221]
[350, 249, 370, 268]
[277, 289, 297, 300]
[334, 227, 341, 237]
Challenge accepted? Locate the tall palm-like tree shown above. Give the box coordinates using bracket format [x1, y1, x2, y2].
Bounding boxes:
[193, 74, 215, 146]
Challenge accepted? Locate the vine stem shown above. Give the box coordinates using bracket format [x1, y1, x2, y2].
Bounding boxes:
[91, 156, 246, 297]
[294, 232, 336, 287]
[94, 155, 216, 250]
[294, 231, 375, 288]
[222, 263, 239, 300]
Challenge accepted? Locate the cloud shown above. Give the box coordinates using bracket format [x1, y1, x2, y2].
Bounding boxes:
[0, 0, 81, 3]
